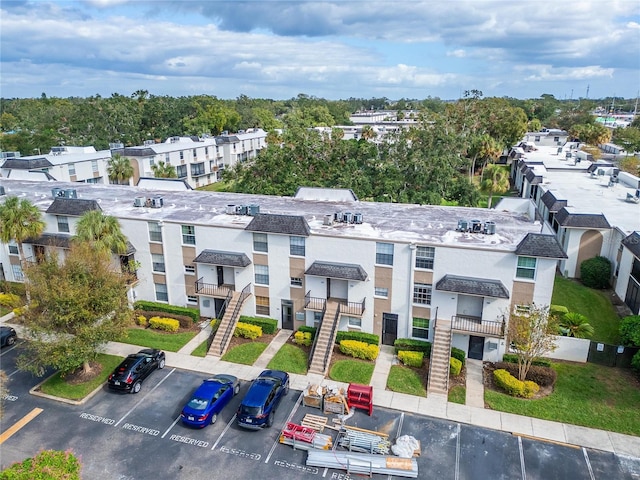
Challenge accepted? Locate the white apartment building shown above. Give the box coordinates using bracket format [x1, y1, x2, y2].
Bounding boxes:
[0, 179, 565, 369]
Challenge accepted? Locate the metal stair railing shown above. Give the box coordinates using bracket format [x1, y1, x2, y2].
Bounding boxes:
[218, 283, 251, 355]
[319, 303, 341, 374]
[207, 290, 233, 350]
[307, 301, 328, 369]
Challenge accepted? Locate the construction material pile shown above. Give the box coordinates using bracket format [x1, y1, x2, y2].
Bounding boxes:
[337, 425, 391, 454]
[391, 435, 421, 458]
[306, 450, 418, 478]
[302, 384, 325, 409]
[323, 386, 349, 415]
[280, 422, 332, 451]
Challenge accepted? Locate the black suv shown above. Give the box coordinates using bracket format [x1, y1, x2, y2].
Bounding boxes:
[107, 349, 166, 394]
[0, 326, 17, 347]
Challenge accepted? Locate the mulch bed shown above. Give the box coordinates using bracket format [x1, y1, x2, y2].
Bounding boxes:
[62, 361, 103, 384]
[483, 362, 553, 400]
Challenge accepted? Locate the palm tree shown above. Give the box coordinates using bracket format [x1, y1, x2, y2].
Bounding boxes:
[360, 125, 376, 141]
[0, 196, 45, 265]
[559, 312, 595, 339]
[107, 154, 134, 185]
[73, 210, 128, 256]
[480, 164, 510, 208]
[151, 161, 177, 179]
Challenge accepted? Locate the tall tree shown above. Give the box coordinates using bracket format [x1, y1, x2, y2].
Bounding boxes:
[107, 153, 134, 185]
[0, 196, 45, 264]
[480, 164, 511, 208]
[73, 210, 128, 255]
[151, 160, 177, 178]
[18, 243, 133, 376]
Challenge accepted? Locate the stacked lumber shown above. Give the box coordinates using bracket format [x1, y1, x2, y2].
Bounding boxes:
[301, 414, 328, 432]
[306, 450, 418, 478]
[303, 384, 325, 409]
[323, 387, 349, 415]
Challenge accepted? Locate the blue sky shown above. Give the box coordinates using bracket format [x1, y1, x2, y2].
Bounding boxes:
[1, 0, 639, 101]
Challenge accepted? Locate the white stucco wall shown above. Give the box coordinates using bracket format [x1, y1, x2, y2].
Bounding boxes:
[545, 335, 589, 363]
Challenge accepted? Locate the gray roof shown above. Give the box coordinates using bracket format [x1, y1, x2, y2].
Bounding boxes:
[192, 249, 251, 267]
[524, 169, 543, 184]
[46, 198, 102, 216]
[515, 233, 568, 258]
[305, 261, 368, 281]
[245, 213, 310, 236]
[26, 233, 71, 248]
[1, 157, 53, 169]
[555, 208, 611, 229]
[435, 274, 509, 299]
[541, 191, 567, 212]
[622, 232, 640, 258]
[587, 162, 614, 173]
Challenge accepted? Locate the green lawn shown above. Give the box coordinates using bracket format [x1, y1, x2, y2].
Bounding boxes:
[386, 365, 426, 397]
[190, 339, 209, 357]
[329, 359, 374, 384]
[448, 386, 466, 404]
[120, 328, 196, 352]
[221, 342, 267, 365]
[551, 275, 621, 344]
[485, 362, 640, 436]
[267, 344, 308, 374]
[39, 354, 123, 400]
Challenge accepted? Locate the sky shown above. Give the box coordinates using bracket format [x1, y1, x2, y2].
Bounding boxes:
[1, 0, 639, 101]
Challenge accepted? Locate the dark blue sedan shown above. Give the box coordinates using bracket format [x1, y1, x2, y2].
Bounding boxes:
[236, 370, 289, 429]
[181, 374, 240, 428]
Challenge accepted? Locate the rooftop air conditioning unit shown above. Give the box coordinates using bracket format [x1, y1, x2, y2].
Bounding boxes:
[235, 205, 247, 215]
[456, 219, 469, 232]
[150, 196, 163, 208]
[133, 197, 145, 207]
[247, 204, 260, 216]
[484, 221, 496, 235]
[471, 219, 483, 233]
[323, 214, 333, 226]
[226, 204, 237, 215]
[64, 189, 78, 199]
[353, 213, 363, 224]
[143, 140, 154, 146]
[52, 187, 64, 198]
[343, 212, 353, 223]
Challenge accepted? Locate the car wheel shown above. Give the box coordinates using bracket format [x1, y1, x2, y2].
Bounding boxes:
[131, 381, 142, 394]
[158, 358, 165, 369]
[266, 412, 274, 428]
[6, 336, 15, 346]
[210, 413, 217, 425]
[284, 383, 289, 396]
[233, 384, 240, 395]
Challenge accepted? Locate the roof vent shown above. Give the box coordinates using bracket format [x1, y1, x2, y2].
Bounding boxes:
[226, 204, 236, 215]
[235, 205, 248, 215]
[456, 219, 469, 232]
[484, 221, 496, 235]
[323, 214, 333, 226]
[470, 220, 483, 233]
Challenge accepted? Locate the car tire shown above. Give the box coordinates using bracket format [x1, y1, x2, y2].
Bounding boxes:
[158, 358, 165, 369]
[266, 412, 274, 428]
[233, 384, 240, 395]
[6, 336, 15, 346]
[210, 413, 217, 425]
[131, 381, 142, 394]
[284, 383, 289, 396]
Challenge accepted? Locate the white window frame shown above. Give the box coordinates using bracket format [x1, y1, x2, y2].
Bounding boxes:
[516, 256, 537, 280]
[413, 283, 432, 305]
[154, 283, 168, 302]
[57, 215, 70, 233]
[151, 253, 166, 273]
[8, 241, 19, 255]
[187, 295, 198, 305]
[415, 246, 435, 269]
[412, 317, 429, 339]
[148, 222, 162, 242]
[184, 265, 196, 275]
[346, 316, 362, 329]
[376, 242, 394, 266]
[254, 264, 269, 285]
[289, 236, 305, 256]
[256, 295, 270, 316]
[374, 287, 388, 298]
[181, 225, 196, 245]
[12, 264, 23, 281]
[290, 277, 303, 287]
[253, 233, 268, 252]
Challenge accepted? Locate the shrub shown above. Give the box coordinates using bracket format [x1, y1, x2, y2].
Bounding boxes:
[523, 380, 540, 398]
[450, 357, 462, 376]
[393, 338, 432, 356]
[493, 369, 540, 398]
[0, 292, 21, 308]
[148, 316, 180, 332]
[136, 315, 148, 327]
[299, 325, 317, 339]
[1, 450, 81, 480]
[398, 350, 424, 367]
[336, 331, 379, 346]
[134, 301, 198, 322]
[239, 316, 278, 334]
[293, 330, 313, 347]
[620, 315, 640, 347]
[339, 339, 379, 360]
[494, 362, 557, 387]
[579, 256, 611, 289]
[0, 280, 26, 297]
[502, 353, 551, 368]
[234, 322, 262, 340]
[631, 351, 640, 376]
[450, 347, 465, 366]
[135, 309, 193, 328]
[549, 304, 569, 317]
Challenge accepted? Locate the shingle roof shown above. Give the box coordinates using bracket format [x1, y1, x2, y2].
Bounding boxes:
[192, 249, 251, 267]
[524, 169, 543, 184]
[305, 261, 368, 281]
[435, 274, 509, 299]
[515, 233, 567, 258]
[541, 191, 567, 212]
[245, 214, 310, 236]
[555, 208, 611, 229]
[2, 157, 53, 169]
[25, 233, 71, 248]
[622, 232, 640, 259]
[45, 198, 102, 216]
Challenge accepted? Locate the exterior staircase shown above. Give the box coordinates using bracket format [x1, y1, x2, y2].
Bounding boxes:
[308, 300, 341, 375]
[207, 289, 250, 357]
[427, 318, 452, 396]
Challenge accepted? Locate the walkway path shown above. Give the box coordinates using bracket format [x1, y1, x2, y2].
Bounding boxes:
[465, 359, 485, 408]
[254, 329, 293, 369]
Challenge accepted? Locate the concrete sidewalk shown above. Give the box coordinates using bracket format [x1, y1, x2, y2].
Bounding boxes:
[3, 314, 640, 459]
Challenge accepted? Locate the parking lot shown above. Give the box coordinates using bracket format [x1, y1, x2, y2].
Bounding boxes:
[2, 342, 640, 480]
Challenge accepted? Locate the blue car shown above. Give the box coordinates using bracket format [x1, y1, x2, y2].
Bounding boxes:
[236, 369, 289, 429]
[181, 374, 240, 428]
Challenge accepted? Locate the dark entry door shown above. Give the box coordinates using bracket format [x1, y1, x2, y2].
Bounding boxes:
[281, 300, 294, 330]
[382, 313, 398, 346]
[468, 336, 484, 360]
[216, 266, 224, 286]
[625, 279, 639, 315]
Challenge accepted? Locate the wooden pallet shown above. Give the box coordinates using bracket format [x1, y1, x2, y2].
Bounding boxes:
[301, 414, 328, 433]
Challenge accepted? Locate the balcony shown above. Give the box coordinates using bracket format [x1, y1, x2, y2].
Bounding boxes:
[451, 314, 505, 338]
[195, 277, 235, 298]
[304, 291, 365, 317]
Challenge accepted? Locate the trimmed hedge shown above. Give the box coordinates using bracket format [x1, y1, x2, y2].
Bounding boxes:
[336, 331, 379, 346]
[451, 347, 465, 366]
[502, 353, 552, 368]
[149, 316, 180, 332]
[493, 369, 540, 398]
[450, 357, 462, 376]
[398, 350, 424, 367]
[294, 330, 313, 347]
[134, 300, 199, 322]
[339, 339, 379, 360]
[234, 322, 262, 340]
[0, 280, 26, 297]
[394, 338, 432, 356]
[136, 315, 148, 327]
[299, 326, 318, 339]
[0, 292, 21, 308]
[136, 309, 193, 329]
[580, 256, 611, 289]
[239, 315, 278, 334]
[494, 362, 557, 387]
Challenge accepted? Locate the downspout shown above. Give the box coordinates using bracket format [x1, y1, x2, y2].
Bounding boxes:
[406, 243, 417, 339]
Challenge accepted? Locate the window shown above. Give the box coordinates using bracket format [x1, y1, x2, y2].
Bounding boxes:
[205, 147, 209, 156]
[253, 233, 268, 252]
[148, 222, 162, 242]
[155, 283, 168, 302]
[192, 148, 197, 158]
[347, 316, 362, 329]
[187, 295, 198, 305]
[181, 225, 196, 245]
[91, 160, 99, 173]
[57, 216, 69, 233]
[553, 136, 560, 142]
[514, 304, 531, 315]
[534, 136, 540, 142]
[376, 242, 394, 265]
[291, 277, 303, 287]
[68, 163, 76, 176]
[412, 317, 429, 339]
[415, 246, 435, 269]
[413, 283, 432, 305]
[516, 256, 537, 280]
[8, 242, 19, 255]
[176, 165, 187, 178]
[179, 151, 184, 160]
[256, 295, 270, 316]
[374, 287, 388, 298]
[12, 264, 23, 281]
[290, 236, 305, 256]
[151, 253, 165, 273]
[184, 265, 195, 275]
[191, 162, 205, 176]
[254, 264, 269, 285]
[313, 311, 323, 328]
[165, 153, 170, 163]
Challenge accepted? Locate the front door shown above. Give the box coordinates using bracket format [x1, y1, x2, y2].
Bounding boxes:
[216, 266, 224, 286]
[468, 336, 484, 360]
[326, 278, 331, 299]
[281, 300, 294, 330]
[382, 313, 398, 346]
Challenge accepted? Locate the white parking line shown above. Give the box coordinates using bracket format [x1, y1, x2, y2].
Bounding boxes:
[114, 368, 175, 427]
[582, 447, 596, 480]
[518, 435, 527, 480]
[454, 423, 461, 480]
[264, 391, 303, 464]
[0, 340, 21, 356]
[387, 412, 406, 480]
[211, 413, 237, 450]
[161, 415, 181, 439]
[8, 359, 34, 377]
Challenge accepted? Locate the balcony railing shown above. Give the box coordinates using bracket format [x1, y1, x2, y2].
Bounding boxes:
[304, 292, 365, 317]
[195, 277, 234, 297]
[451, 314, 505, 337]
[337, 298, 365, 317]
[304, 291, 327, 312]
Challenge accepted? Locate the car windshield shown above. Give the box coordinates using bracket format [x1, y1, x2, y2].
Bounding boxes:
[187, 397, 209, 410]
[240, 405, 261, 416]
